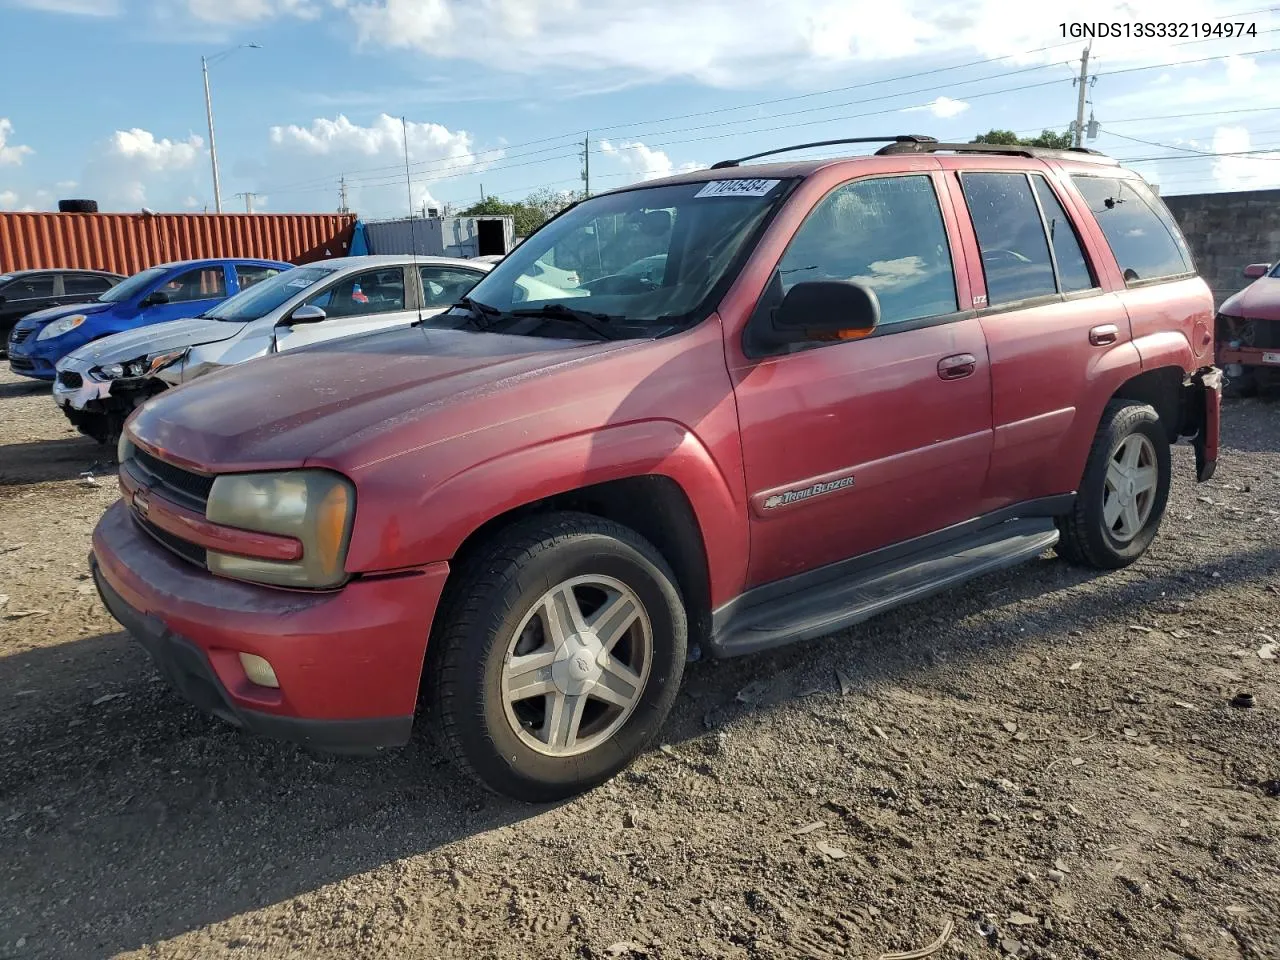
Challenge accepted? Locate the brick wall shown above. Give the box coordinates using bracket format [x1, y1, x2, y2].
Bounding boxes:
[1163, 189, 1280, 308]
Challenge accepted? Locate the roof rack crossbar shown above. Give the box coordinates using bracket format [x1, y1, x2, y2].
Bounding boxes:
[874, 141, 1117, 164]
[709, 135, 938, 170]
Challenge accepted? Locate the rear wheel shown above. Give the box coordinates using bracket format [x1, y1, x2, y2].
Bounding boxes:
[427, 512, 687, 802]
[1056, 400, 1171, 569]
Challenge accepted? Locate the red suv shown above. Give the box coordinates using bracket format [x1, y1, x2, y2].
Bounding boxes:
[90, 136, 1222, 801]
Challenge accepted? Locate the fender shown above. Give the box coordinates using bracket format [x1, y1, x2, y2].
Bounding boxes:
[344, 419, 750, 608]
[1132, 329, 1196, 373]
[1054, 339, 1144, 493]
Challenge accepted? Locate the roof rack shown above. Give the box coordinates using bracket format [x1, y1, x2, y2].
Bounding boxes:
[874, 140, 1118, 164]
[709, 135, 938, 169]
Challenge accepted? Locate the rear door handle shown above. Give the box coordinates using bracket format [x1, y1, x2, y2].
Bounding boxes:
[938, 353, 977, 380]
[1089, 323, 1119, 346]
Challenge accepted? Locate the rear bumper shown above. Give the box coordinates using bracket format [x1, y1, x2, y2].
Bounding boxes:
[91, 499, 450, 752]
[1188, 366, 1222, 483]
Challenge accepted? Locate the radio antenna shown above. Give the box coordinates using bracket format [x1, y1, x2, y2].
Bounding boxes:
[402, 115, 423, 326]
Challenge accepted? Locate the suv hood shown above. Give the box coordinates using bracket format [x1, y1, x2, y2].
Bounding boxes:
[1220, 276, 1280, 321]
[63, 317, 243, 368]
[15, 300, 114, 328]
[128, 326, 628, 471]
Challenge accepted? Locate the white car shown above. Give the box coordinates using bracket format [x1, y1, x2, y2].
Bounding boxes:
[53, 255, 490, 442]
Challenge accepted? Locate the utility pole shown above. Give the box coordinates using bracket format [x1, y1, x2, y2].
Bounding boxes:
[338, 176, 349, 214]
[1072, 43, 1092, 149]
[581, 133, 591, 197]
[235, 192, 257, 213]
[479, 183, 484, 201]
[202, 55, 222, 214]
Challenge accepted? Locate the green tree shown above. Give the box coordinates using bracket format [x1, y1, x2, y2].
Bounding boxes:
[970, 128, 1075, 149]
[457, 196, 545, 237]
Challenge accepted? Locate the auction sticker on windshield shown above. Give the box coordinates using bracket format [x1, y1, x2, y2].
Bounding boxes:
[694, 179, 780, 198]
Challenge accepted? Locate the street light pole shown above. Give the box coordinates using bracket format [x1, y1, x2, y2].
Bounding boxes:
[201, 43, 259, 216]
[202, 54, 222, 214]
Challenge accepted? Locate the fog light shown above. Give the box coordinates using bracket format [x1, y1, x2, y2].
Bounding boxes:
[238, 652, 280, 688]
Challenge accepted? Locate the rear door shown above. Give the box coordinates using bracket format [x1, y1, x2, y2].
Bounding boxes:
[945, 165, 1131, 510]
[730, 171, 993, 588]
[275, 265, 418, 351]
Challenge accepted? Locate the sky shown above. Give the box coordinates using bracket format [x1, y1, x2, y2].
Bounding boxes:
[2, 0, 1280, 218]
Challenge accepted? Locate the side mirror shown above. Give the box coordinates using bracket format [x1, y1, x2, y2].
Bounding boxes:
[142, 290, 170, 307]
[769, 280, 880, 344]
[1243, 263, 1270, 279]
[283, 304, 327, 326]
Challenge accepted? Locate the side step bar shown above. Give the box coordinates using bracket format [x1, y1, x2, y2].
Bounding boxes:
[709, 518, 1060, 658]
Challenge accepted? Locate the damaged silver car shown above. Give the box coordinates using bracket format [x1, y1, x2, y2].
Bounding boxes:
[53, 255, 491, 443]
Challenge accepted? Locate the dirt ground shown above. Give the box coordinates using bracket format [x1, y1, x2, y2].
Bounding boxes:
[1, 366, 1278, 960]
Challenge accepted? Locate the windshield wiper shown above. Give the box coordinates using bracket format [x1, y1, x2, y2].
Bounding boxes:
[439, 296, 502, 330]
[507, 304, 626, 341]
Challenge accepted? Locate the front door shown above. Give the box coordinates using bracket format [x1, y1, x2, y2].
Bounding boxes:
[141, 264, 230, 326]
[275, 265, 418, 351]
[730, 172, 994, 588]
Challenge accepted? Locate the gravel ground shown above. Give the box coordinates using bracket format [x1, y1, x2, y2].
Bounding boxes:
[1, 366, 1278, 960]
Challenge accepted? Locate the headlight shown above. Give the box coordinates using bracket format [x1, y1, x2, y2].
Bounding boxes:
[92, 349, 186, 382]
[205, 470, 355, 589]
[116, 431, 134, 464]
[36, 315, 88, 340]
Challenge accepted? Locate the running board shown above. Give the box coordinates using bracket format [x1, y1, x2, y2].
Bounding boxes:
[709, 518, 1060, 658]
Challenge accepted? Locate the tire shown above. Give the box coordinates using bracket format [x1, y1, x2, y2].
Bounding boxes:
[1056, 400, 1171, 570]
[427, 512, 688, 802]
[57, 198, 98, 213]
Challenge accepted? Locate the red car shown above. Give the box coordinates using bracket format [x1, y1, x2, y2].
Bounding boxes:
[91, 136, 1222, 801]
[1217, 260, 1280, 394]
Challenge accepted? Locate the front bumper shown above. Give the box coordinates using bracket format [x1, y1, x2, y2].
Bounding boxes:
[8, 352, 54, 379]
[1188, 366, 1222, 483]
[91, 498, 450, 752]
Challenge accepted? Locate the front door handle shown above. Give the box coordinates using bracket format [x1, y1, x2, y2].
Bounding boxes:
[1089, 323, 1119, 346]
[938, 353, 977, 380]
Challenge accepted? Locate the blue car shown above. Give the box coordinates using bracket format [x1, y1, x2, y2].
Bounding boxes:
[7, 257, 292, 380]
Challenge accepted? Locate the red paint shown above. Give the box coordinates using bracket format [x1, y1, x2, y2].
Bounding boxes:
[1220, 275, 1280, 322]
[92, 147, 1221, 743]
[93, 500, 443, 720]
[120, 464, 303, 562]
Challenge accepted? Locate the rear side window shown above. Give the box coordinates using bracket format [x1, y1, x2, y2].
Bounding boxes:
[960, 173, 1057, 305]
[236, 265, 281, 290]
[1031, 176, 1096, 293]
[1071, 176, 1193, 284]
[776, 174, 958, 326]
[419, 265, 483, 308]
[64, 274, 116, 296]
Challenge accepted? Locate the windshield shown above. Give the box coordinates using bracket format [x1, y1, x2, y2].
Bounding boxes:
[205, 266, 334, 321]
[97, 266, 168, 303]
[449, 179, 790, 336]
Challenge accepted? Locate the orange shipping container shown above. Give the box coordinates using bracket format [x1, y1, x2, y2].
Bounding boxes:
[0, 212, 358, 275]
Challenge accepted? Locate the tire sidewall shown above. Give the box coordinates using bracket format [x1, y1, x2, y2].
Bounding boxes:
[1087, 407, 1171, 563]
[458, 531, 686, 800]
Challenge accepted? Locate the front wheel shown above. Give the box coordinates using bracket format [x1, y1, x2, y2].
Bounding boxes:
[1056, 400, 1171, 569]
[427, 512, 687, 802]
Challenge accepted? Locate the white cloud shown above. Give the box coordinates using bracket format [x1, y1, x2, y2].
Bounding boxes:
[79, 128, 206, 207]
[598, 139, 704, 183]
[267, 113, 501, 217]
[0, 119, 34, 166]
[186, 0, 317, 23]
[1211, 126, 1280, 192]
[0, 190, 19, 209]
[1225, 56, 1259, 86]
[8, 0, 118, 15]
[905, 96, 970, 119]
[313, 0, 1261, 88]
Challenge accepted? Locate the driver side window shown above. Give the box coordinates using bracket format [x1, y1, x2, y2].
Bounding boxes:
[304, 267, 406, 318]
[776, 174, 958, 326]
